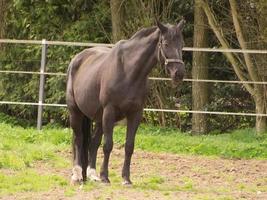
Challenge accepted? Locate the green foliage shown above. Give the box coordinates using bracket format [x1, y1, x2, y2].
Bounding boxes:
[208, 83, 255, 131]
[0, 0, 263, 132]
[114, 125, 267, 159]
[0, 0, 111, 126]
[0, 112, 32, 127]
[0, 0, 197, 129]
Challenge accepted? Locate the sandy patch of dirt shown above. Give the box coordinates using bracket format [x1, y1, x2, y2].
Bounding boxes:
[1, 147, 267, 200]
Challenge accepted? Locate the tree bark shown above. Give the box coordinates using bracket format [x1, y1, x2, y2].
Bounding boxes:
[254, 86, 267, 133]
[110, 0, 125, 42]
[254, 0, 267, 133]
[192, 0, 209, 134]
[0, 0, 7, 39]
[255, 0, 267, 43]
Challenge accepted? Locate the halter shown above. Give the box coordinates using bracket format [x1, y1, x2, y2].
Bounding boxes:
[158, 36, 184, 66]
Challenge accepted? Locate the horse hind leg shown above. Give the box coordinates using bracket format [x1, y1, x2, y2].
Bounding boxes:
[81, 116, 91, 181]
[87, 121, 103, 181]
[100, 105, 116, 183]
[69, 108, 85, 185]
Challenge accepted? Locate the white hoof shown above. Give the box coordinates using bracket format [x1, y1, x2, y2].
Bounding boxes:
[122, 180, 133, 186]
[87, 167, 101, 181]
[70, 165, 83, 184]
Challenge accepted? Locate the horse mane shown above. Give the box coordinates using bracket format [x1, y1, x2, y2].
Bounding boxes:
[130, 26, 158, 40]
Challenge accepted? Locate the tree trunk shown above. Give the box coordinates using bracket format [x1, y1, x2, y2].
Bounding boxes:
[0, 0, 7, 39]
[110, 0, 125, 42]
[192, 0, 209, 134]
[254, 85, 267, 134]
[257, 0, 267, 43]
[255, 0, 267, 134]
[0, 0, 7, 55]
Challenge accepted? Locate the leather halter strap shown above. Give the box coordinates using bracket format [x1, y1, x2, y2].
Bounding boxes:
[158, 36, 184, 66]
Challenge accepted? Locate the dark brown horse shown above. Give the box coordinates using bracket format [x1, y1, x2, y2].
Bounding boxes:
[66, 20, 185, 185]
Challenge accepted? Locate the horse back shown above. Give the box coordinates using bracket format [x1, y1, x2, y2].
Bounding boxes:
[67, 47, 110, 79]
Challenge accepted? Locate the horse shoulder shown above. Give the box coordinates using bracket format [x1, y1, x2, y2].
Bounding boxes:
[112, 40, 126, 59]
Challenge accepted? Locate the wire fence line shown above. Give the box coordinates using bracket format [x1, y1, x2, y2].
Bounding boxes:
[0, 70, 267, 85]
[0, 39, 267, 129]
[1, 39, 267, 54]
[1, 101, 267, 117]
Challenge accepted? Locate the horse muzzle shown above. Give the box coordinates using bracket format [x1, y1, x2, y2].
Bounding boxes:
[169, 64, 185, 86]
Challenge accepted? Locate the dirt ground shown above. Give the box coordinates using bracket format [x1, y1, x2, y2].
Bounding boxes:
[1, 147, 267, 200]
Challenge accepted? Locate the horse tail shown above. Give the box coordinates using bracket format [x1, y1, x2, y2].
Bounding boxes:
[66, 52, 92, 180]
[81, 115, 91, 180]
[66, 50, 86, 102]
[66, 57, 79, 103]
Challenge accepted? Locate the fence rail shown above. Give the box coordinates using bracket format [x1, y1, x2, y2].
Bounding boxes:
[0, 70, 267, 85]
[0, 39, 267, 129]
[1, 101, 267, 117]
[1, 39, 267, 54]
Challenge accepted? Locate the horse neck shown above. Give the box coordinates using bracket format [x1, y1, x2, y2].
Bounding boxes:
[124, 29, 160, 81]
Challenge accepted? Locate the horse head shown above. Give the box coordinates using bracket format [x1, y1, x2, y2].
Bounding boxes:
[156, 19, 186, 85]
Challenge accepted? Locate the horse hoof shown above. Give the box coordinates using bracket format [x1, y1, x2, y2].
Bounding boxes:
[87, 167, 101, 182]
[122, 180, 132, 186]
[70, 165, 83, 185]
[100, 177, 110, 184]
[70, 177, 82, 186]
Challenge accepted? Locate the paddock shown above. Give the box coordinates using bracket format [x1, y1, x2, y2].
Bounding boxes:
[0, 123, 266, 199]
[0, 39, 266, 199]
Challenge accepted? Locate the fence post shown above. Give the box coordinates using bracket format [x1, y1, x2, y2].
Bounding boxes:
[37, 39, 47, 130]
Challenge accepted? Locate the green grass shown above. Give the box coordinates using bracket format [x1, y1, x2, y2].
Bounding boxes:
[0, 123, 70, 170]
[0, 169, 67, 194]
[0, 122, 266, 197]
[134, 175, 166, 190]
[0, 122, 266, 172]
[114, 125, 267, 159]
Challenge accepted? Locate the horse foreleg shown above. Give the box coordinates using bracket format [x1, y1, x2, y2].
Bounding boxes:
[100, 105, 115, 183]
[122, 110, 142, 185]
[87, 121, 103, 181]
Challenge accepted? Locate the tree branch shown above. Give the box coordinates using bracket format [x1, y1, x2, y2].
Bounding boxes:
[199, 0, 254, 95]
[229, 0, 260, 83]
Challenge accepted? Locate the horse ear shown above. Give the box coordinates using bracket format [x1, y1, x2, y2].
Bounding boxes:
[177, 17, 186, 31]
[156, 20, 168, 33]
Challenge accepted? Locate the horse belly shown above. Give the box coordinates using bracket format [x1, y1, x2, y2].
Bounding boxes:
[118, 88, 146, 113]
[75, 90, 101, 119]
[103, 82, 147, 114]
